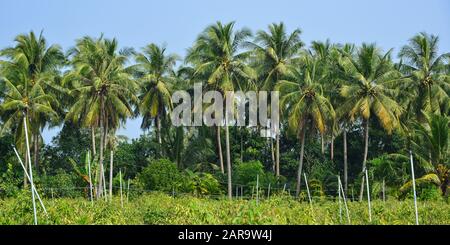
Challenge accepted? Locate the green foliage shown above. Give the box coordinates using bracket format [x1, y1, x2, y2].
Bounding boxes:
[181, 170, 222, 197]
[0, 163, 21, 198]
[41, 122, 91, 174]
[416, 186, 443, 201]
[234, 160, 265, 186]
[37, 169, 84, 198]
[0, 193, 448, 224]
[137, 159, 181, 192]
[0, 27, 449, 224]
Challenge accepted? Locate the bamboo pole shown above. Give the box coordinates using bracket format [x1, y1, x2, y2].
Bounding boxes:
[338, 176, 342, 223]
[23, 117, 37, 225]
[409, 150, 419, 225]
[119, 169, 123, 208]
[303, 173, 313, 214]
[13, 146, 47, 215]
[351, 187, 354, 202]
[127, 179, 130, 203]
[109, 150, 114, 200]
[87, 151, 93, 205]
[338, 176, 350, 224]
[365, 168, 372, 222]
[102, 167, 107, 201]
[256, 174, 259, 205]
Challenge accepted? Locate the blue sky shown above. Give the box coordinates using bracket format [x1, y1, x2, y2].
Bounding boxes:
[1, 0, 449, 144]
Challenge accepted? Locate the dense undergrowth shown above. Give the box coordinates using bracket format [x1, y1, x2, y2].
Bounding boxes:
[0, 191, 448, 225]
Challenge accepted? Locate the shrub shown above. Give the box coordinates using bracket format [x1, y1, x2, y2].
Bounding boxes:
[137, 159, 181, 192]
[181, 170, 222, 197]
[234, 160, 265, 186]
[38, 169, 83, 198]
[416, 185, 442, 201]
[0, 163, 21, 198]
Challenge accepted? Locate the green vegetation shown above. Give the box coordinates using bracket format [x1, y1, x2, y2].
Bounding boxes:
[0, 192, 448, 225]
[0, 22, 449, 224]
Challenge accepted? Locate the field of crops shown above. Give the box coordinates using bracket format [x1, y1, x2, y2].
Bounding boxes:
[0, 191, 448, 225]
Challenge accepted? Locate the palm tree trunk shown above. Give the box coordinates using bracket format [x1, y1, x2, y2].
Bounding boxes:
[331, 134, 335, 162]
[359, 119, 369, 201]
[343, 128, 348, 193]
[295, 127, 307, 197]
[109, 150, 113, 199]
[156, 114, 162, 145]
[156, 114, 163, 158]
[276, 133, 280, 177]
[225, 123, 232, 200]
[104, 112, 109, 149]
[240, 126, 244, 163]
[270, 138, 275, 172]
[91, 126, 96, 157]
[97, 97, 105, 199]
[33, 133, 39, 174]
[176, 126, 183, 168]
[23, 149, 28, 188]
[216, 126, 224, 174]
[321, 134, 325, 154]
[23, 112, 29, 188]
[428, 85, 434, 113]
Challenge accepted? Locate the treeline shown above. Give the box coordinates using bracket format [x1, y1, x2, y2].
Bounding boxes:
[0, 22, 449, 200]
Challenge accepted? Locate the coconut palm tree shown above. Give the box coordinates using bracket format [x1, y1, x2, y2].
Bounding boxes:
[0, 31, 64, 174]
[250, 22, 304, 177]
[406, 113, 449, 196]
[64, 36, 137, 198]
[0, 62, 59, 187]
[334, 43, 356, 192]
[133, 43, 178, 154]
[186, 21, 256, 199]
[106, 132, 128, 198]
[337, 43, 403, 200]
[389, 112, 450, 197]
[398, 33, 450, 119]
[277, 55, 335, 196]
[309, 40, 336, 156]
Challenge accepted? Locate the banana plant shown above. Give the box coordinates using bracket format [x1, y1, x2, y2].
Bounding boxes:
[68, 152, 98, 195]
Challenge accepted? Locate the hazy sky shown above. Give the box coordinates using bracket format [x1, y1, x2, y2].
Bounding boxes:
[1, 0, 449, 143]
